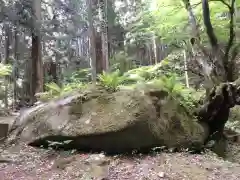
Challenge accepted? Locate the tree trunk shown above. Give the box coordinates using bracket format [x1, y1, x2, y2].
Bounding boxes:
[13, 25, 19, 108]
[190, 80, 240, 156]
[195, 82, 238, 142]
[95, 33, 104, 74]
[183, 49, 190, 88]
[152, 34, 158, 64]
[87, 0, 97, 82]
[3, 23, 10, 109]
[99, 0, 109, 71]
[183, 0, 236, 85]
[54, 40, 61, 86]
[30, 0, 43, 104]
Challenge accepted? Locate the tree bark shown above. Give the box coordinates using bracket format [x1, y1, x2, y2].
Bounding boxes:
[13, 24, 19, 108]
[95, 33, 104, 74]
[183, 49, 190, 88]
[99, 0, 109, 71]
[30, 0, 43, 104]
[152, 34, 158, 64]
[3, 23, 10, 109]
[195, 82, 238, 143]
[87, 0, 97, 82]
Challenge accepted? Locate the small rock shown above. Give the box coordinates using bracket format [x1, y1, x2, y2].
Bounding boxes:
[85, 119, 90, 124]
[158, 172, 165, 178]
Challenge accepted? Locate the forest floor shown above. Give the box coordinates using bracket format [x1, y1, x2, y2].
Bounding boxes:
[1, 142, 240, 180]
[1, 115, 240, 180]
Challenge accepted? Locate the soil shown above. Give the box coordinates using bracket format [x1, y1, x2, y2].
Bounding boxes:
[1, 115, 240, 180]
[0, 142, 240, 180]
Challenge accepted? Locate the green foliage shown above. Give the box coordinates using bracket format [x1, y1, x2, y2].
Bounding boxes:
[64, 68, 92, 83]
[36, 82, 86, 102]
[123, 66, 154, 84]
[0, 64, 12, 77]
[110, 51, 136, 75]
[98, 70, 126, 92]
[128, 0, 240, 46]
[97, 64, 200, 115]
[122, 58, 182, 85]
[149, 73, 200, 113]
[37, 63, 202, 115]
[0, 64, 12, 105]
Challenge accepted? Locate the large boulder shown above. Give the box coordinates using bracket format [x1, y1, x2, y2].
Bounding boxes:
[7, 85, 208, 154]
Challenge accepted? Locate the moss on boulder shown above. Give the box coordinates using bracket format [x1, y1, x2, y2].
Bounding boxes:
[7, 84, 208, 154]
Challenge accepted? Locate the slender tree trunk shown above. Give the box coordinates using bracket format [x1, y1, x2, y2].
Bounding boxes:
[13, 25, 19, 108]
[183, 49, 190, 88]
[235, 1, 238, 40]
[87, 0, 97, 82]
[152, 34, 158, 64]
[148, 44, 153, 65]
[4, 23, 10, 109]
[55, 40, 61, 86]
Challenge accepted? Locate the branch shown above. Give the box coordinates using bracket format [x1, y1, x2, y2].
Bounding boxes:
[223, 0, 235, 64]
[187, 68, 205, 77]
[182, 0, 209, 57]
[202, 0, 218, 48]
[196, 0, 231, 9]
[170, 43, 182, 49]
[214, 0, 231, 9]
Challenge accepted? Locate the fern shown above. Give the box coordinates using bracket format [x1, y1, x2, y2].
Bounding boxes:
[37, 82, 86, 101]
[150, 73, 198, 115]
[98, 70, 125, 92]
[45, 82, 62, 95]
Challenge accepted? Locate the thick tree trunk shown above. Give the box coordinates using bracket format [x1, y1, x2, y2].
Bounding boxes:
[31, 33, 43, 103]
[195, 83, 238, 143]
[192, 81, 240, 156]
[99, 0, 109, 71]
[30, 0, 43, 104]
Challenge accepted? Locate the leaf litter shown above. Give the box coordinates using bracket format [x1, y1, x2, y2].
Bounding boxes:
[0, 143, 240, 180]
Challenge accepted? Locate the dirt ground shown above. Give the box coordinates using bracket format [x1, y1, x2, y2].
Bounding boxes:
[0, 142, 240, 180]
[1, 115, 240, 180]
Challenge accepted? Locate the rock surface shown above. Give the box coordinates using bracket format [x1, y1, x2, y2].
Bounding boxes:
[0, 116, 16, 142]
[7, 85, 208, 153]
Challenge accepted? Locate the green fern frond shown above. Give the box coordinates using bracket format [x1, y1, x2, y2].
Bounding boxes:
[98, 70, 126, 92]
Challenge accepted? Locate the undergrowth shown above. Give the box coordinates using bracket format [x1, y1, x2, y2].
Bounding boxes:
[147, 74, 202, 115]
[36, 82, 87, 102]
[98, 70, 125, 92]
[38, 64, 200, 113]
